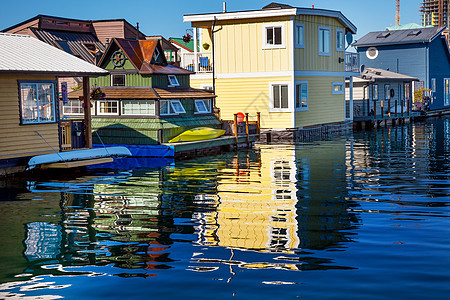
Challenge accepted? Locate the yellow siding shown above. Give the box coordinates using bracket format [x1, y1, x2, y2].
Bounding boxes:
[0, 75, 59, 160]
[191, 76, 293, 129]
[196, 17, 292, 74]
[295, 76, 345, 127]
[294, 15, 345, 72]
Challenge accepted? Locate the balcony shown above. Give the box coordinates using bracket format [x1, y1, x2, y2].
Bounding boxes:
[181, 52, 213, 73]
[345, 52, 359, 73]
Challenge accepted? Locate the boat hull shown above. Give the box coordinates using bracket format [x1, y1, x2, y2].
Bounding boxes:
[168, 127, 225, 143]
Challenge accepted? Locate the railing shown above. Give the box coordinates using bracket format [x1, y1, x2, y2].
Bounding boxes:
[345, 52, 359, 73]
[180, 52, 213, 73]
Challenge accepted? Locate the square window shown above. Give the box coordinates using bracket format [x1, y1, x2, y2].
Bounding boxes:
[194, 99, 211, 114]
[160, 100, 186, 115]
[112, 74, 125, 86]
[295, 23, 305, 48]
[97, 100, 119, 115]
[295, 82, 308, 110]
[168, 75, 180, 87]
[332, 82, 344, 94]
[319, 26, 331, 55]
[270, 82, 290, 111]
[263, 24, 285, 49]
[336, 29, 345, 51]
[19, 81, 56, 124]
[171, 100, 185, 114]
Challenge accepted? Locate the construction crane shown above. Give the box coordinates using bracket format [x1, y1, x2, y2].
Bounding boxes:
[396, 0, 400, 26]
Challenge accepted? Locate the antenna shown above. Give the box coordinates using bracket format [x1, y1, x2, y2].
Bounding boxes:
[395, 0, 400, 26]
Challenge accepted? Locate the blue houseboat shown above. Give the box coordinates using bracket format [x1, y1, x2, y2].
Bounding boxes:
[353, 26, 450, 112]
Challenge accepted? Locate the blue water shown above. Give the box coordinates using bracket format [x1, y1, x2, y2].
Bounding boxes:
[0, 118, 449, 299]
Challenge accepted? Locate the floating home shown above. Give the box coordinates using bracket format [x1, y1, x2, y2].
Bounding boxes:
[354, 26, 450, 114]
[0, 33, 130, 176]
[183, 2, 359, 139]
[68, 38, 259, 158]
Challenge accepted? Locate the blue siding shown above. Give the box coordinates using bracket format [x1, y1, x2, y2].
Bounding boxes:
[429, 37, 450, 110]
[358, 44, 427, 84]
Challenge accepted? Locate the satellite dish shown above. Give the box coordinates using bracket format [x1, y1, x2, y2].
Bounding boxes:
[346, 32, 353, 46]
[360, 64, 366, 74]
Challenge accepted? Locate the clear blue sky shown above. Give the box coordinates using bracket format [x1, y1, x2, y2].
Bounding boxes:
[1, 0, 423, 42]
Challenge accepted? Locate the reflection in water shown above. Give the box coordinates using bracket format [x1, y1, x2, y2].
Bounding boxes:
[0, 118, 449, 299]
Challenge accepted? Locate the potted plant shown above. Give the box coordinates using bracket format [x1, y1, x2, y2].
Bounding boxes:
[90, 87, 105, 100]
[202, 43, 210, 50]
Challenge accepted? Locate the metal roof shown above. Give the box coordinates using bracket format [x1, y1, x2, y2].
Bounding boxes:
[30, 28, 105, 64]
[353, 26, 446, 47]
[0, 33, 108, 76]
[69, 87, 215, 99]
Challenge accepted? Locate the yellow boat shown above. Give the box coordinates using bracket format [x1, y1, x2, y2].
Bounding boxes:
[168, 127, 226, 143]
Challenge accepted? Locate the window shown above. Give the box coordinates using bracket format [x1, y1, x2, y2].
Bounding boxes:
[332, 82, 344, 95]
[405, 83, 411, 100]
[19, 81, 56, 124]
[63, 99, 83, 115]
[112, 74, 125, 86]
[373, 84, 379, 100]
[366, 47, 378, 60]
[263, 24, 285, 49]
[336, 29, 345, 51]
[121, 100, 155, 115]
[295, 23, 305, 48]
[153, 47, 160, 62]
[444, 79, 450, 106]
[318, 26, 330, 55]
[97, 100, 119, 115]
[295, 81, 308, 110]
[385, 84, 391, 100]
[270, 82, 290, 111]
[431, 78, 436, 92]
[194, 99, 211, 114]
[160, 100, 186, 115]
[168, 75, 180, 87]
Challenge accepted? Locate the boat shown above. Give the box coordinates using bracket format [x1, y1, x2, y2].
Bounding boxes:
[168, 127, 226, 143]
[28, 146, 132, 169]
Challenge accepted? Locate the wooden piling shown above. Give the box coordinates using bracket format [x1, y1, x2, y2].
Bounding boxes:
[234, 113, 238, 145]
[245, 113, 249, 146]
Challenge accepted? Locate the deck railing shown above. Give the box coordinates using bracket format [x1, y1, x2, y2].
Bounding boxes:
[181, 52, 213, 73]
[345, 52, 359, 73]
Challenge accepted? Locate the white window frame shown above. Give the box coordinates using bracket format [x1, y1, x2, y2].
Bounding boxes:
[269, 81, 291, 112]
[332, 82, 344, 95]
[160, 100, 186, 116]
[111, 74, 126, 87]
[318, 26, 331, 56]
[385, 84, 391, 100]
[63, 99, 84, 115]
[200, 84, 213, 92]
[295, 81, 308, 111]
[336, 29, 345, 51]
[262, 23, 285, 49]
[295, 23, 305, 48]
[431, 78, 436, 93]
[121, 100, 156, 116]
[373, 84, 379, 100]
[168, 75, 180, 87]
[97, 100, 119, 115]
[194, 99, 211, 114]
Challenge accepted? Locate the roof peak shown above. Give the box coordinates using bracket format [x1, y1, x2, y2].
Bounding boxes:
[262, 2, 294, 10]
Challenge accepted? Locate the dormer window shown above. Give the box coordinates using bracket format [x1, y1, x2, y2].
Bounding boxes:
[153, 47, 160, 62]
[168, 75, 180, 87]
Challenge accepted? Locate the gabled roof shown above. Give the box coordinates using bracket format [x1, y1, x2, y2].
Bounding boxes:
[184, 3, 356, 34]
[353, 26, 446, 47]
[0, 33, 107, 76]
[169, 37, 194, 52]
[99, 38, 193, 75]
[360, 67, 419, 82]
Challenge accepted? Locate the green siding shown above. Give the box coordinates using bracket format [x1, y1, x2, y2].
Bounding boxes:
[126, 74, 152, 86]
[91, 75, 111, 87]
[90, 74, 190, 88]
[104, 58, 135, 70]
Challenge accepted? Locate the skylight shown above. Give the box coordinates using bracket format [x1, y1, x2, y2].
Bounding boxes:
[377, 32, 391, 38]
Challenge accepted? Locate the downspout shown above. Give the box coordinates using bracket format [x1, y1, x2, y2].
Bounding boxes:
[212, 17, 217, 95]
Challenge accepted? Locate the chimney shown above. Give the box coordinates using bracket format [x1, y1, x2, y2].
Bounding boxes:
[223, 2, 227, 13]
[136, 22, 139, 40]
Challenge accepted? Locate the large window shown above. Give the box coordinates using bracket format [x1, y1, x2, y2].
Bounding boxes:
[263, 24, 285, 49]
[318, 26, 331, 56]
[160, 100, 186, 115]
[63, 99, 83, 115]
[270, 82, 290, 111]
[295, 81, 308, 110]
[194, 99, 211, 114]
[122, 100, 155, 115]
[97, 100, 119, 115]
[112, 74, 125, 86]
[336, 29, 345, 51]
[19, 81, 56, 124]
[295, 23, 305, 48]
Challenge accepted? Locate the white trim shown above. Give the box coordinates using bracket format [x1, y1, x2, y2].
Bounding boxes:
[366, 47, 378, 60]
[200, 83, 214, 91]
[194, 99, 211, 114]
[295, 81, 309, 111]
[269, 81, 292, 112]
[294, 23, 305, 48]
[111, 74, 126, 87]
[290, 18, 296, 127]
[191, 71, 352, 80]
[295, 71, 352, 77]
[336, 29, 345, 52]
[97, 100, 119, 116]
[168, 75, 180, 87]
[332, 82, 344, 95]
[318, 26, 331, 56]
[262, 23, 286, 49]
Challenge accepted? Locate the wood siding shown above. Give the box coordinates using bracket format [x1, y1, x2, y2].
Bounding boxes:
[0, 75, 59, 160]
[295, 76, 346, 127]
[294, 15, 345, 72]
[92, 21, 126, 44]
[3, 19, 39, 35]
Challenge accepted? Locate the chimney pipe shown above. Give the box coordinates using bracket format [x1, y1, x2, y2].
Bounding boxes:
[223, 2, 227, 13]
[136, 22, 139, 40]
